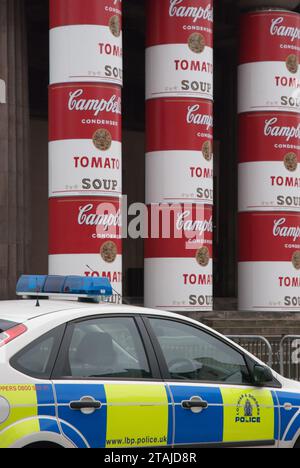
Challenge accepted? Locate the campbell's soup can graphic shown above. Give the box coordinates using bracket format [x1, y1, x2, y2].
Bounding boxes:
[239, 112, 300, 212]
[146, 0, 213, 100]
[144, 204, 213, 311]
[238, 11, 300, 114]
[50, 0, 122, 86]
[146, 98, 213, 204]
[239, 212, 300, 311]
[49, 197, 122, 300]
[49, 84, 122, 198]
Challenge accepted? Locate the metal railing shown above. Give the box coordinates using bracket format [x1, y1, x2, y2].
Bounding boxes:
[227, 335, 273, 368]
[226, 334, 300, 382]
[279, 336, 300, 382]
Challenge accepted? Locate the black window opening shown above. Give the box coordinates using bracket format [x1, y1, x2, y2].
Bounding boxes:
[0, 320, 19, 333]
[10, 325, 66, 380]
[147, 317, 252, 385]
[55, 316, 153, 380]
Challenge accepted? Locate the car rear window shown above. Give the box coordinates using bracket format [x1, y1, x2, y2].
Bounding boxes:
[0, 320, 19, 333]
[11, 325, 66, 379]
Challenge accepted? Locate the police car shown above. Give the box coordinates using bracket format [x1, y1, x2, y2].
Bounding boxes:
[0, 275, 300, 449]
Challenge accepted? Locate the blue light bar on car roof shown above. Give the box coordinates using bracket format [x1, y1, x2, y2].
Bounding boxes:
[63, 276, 112, 297]
[16, 275, 48, 294]
[16, 275, 113, 300]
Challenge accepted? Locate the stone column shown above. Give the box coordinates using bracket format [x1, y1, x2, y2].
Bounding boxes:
[49, 0, 123, 303]
[238, 5, 300, 311]
[0, 0, 30, 298]
[145, 0, 214, 312]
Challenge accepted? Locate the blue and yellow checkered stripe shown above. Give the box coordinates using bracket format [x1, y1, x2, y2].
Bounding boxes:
[1, 383, 300, 448]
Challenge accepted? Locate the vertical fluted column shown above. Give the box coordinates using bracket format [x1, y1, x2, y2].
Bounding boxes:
[0, 0, 30, 298]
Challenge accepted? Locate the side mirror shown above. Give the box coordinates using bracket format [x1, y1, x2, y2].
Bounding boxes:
[253, 365, 274, 387]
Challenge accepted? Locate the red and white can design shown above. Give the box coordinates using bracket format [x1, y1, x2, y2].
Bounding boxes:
[48, 197, 122, 254]
[146, 44, 213, 100]
[49, 254, 122, 301]
[239, 113, 300, 211]
[50, 0, 122, 29]
[146, 1, 213, 100]
[146, 98, 213, 152]
[146, 151, 213, 205]
[50, 0, 122, 86]
[49, 84, 122, 198]
[146, 98, 213, 204]
[144, 204, 213, 311]
[239, 11, 300, 65]
[146, 0, 213, 48]
[238, 11, 300, 113]
[238, 212, 300, 311]
[48, 252, 122, 284]
[49, 196, 122, 298]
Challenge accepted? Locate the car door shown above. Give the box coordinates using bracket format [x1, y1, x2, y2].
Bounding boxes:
[144, 316, 279, 448]
[52, 315, 172, 448]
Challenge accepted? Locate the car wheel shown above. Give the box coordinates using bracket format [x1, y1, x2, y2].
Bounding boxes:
[24, 442, 63, 449]
[294, 439, 300, 449]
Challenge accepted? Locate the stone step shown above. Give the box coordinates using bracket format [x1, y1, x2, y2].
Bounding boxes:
[181, 311, 300, 337]
[211, 327, 300, 336]
[196, 311, 300, 321]
[202, 319, 300, 329]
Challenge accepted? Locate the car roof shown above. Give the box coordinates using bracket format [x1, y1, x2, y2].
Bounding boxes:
[0, 298, 227, 350]
[0, 299, 186, 323]
[0, 299, 217, 340]
[0, 299, 269, 368]
[0, 299, 92, 322]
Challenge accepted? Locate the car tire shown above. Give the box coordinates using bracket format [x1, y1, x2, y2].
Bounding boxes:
[24, 442, 63, 449]
[294, 439, 300, 449]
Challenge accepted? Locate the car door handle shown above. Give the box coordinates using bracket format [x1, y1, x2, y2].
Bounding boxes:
[181, 399, 208, 410]
[70, 401, 102, 411]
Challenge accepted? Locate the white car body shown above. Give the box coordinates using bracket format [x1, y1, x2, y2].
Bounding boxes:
[0, 299, 299, 449]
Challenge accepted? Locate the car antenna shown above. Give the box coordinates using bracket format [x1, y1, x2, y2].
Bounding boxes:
[35, 277, 40, 307]
[85, 265, 130, 305]
[112, 287, 130, 306]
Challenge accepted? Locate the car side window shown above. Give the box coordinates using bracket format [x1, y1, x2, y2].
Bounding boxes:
[10, 326, 64, 379]
[149, 318, 251, 385]
[57, 317, 152, 380]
